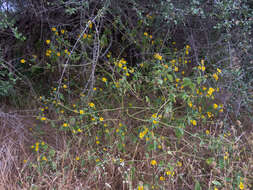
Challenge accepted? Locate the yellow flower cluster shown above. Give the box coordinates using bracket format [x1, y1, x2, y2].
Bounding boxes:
[185, 45, 190, 55]
[46, 49, 53, 57]
[198, 59, 206, 71]
[154, 53, 162, 61]
[139, 127, 148, 139]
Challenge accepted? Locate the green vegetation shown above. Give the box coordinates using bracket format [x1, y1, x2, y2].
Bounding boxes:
[0, 0, 252, 189]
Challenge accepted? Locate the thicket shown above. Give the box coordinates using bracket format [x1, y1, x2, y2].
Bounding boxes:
[0, 0, 252, 189]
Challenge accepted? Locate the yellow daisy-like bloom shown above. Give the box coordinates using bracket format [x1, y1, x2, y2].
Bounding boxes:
[166, 170, 172, 176]
[63, 123, 69, 127]
[89, 102, 95, 108]
[75, 156, 80, 161]
[63, 84, 67, 89]
[154, 53, 162, 61]
[144, 32, 148, 36]
[83, 33, 87, 39]
[139, 132, 145, 139]
[224, 152, 229, 160]
[150, 159, 157, 166]
[207, 87, 215, 96]
[99, 117, 104, 121]
[61, 29, 65, 34]
[88, 20, 92, 29]
[102, 77, 107, 82]
[42, 156, 47, 161]
[205, 130, 210, 135]
[51, 27, 56, 32]
[213, 103, 218, 109]
[20, 59, 26, 63]
[177, 161, 182, 167]
[217, 68, 222, 73]
[79, 110, 84, 115]
[153, 120, 158, 124]
[41, 117, 47, 121]
[198, 65, 206, 71]
[213, 73, 219, 81]
[190, 120, 197, 126]
[159, 176, 165, 181]
[174, 66, 179, 72]
[56, 52, 61, 56]
[138, 186, 144, 190]
[239, 182, 244, 190]
[46, 40, 50, 44]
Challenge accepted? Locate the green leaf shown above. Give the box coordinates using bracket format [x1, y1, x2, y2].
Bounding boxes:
[212, 180, 222, 186]
[194, 181, 202, 190]
[167, 74, 173, 82]
[206, 157, 215, 165]
[175, 128, 184, 139]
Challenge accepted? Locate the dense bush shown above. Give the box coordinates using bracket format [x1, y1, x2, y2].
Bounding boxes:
[0, 0, 252, 189]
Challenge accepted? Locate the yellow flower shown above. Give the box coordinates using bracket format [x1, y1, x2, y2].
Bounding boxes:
[89, 102, 95, 108]
[75, 156, 80, 161]
[99, 117, 104, 121]
[57, 52, 61, 56]
[138, 186, 144, 190]
[154, 53, 162, 61]
[117, 62, 122, 68]
[51, 27, 57, 32]
[61, 29, 65, 34]
[96, 140, 100, 145]
[88, 20, 92, 29]
[77, 128, 83, 133]
[150, 160, 157, 166]
[79, 110, 84, 114]
[153, 120, 158, 124]
[217, 68, 222, 73]
[83, 33, 87, 39]
[159, 176, 165, 181]
[188, 102, 193, 107]
[207, 87, 215, 96]
[224, 152, 229, 160]
[214, 188, 218, 190]
[144, 32, 148, 36]
[177, 161, 182, 167]
[186, 45, 190, 49]
[198, 65, 206, 71]
[139, 132, 145, 139]
[239, 182, 244, 190]
[174, 66, 179, 72]
[213, 103, 218, 109]
[149, 35, 152, 39]
[20, 59, 26, 63]
[41, 117, 47, 121]
[46, 40, 50, 44]
[166, 170, 172, 176]
[63, 84, 67, 89]
[42, 156, 47, 161]
[23, 159, 27, 163]
[213, 73, 219, 81]
[63, 123, 69, 127]
[190, 120, 197, 126]
[102, 77, 107, 82]
[205, 130, 210, 135]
